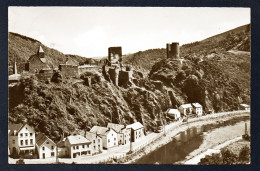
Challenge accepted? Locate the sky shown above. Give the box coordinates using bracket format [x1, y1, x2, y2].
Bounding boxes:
[8, 7, 250, 58]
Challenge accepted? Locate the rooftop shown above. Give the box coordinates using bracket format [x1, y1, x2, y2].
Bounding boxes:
[126, 122, 144, 130]
[85, 132, 101, 141]
[168, 109, 180, 115]
[192, 103, 202, 108]
[90, 126, 110, 136]
[36, 133, 55, 147]
[66, 135, 91, 145]
[8, 123, 24, 136]
[107, 123, 125, 133]
[180, 104, 192, 108]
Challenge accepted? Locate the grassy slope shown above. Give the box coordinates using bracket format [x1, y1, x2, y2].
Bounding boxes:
[8, 32, 86, 75]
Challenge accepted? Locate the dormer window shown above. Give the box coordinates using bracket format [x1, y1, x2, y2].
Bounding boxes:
[46, 141, 49, 144]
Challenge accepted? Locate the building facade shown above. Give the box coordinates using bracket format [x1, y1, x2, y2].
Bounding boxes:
[8, 123, 36, 156]
[90, 126, 118, 149]
[85, 132, 103, 154]
[25, 46, 49, 73]
[192, 103, 203, 116]
[36, 133, 56, 159]
[179, 104, 193, 116]
[126, 122, 144, 142]
[107, 123, 131, 145]
[64, 135, 92, 158]
[167, 109, 181, 120]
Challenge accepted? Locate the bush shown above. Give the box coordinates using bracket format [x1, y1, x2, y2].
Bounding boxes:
[51, 72, 62, 83]
[239, 146, 250, 162]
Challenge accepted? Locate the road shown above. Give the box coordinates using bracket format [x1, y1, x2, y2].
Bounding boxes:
[9, 110, 250, 164]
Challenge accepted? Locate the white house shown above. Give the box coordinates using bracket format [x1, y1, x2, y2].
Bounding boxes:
[107, 123, 131, 145]
[240, 104, 250, 110]
[167, 109, 181, 120]
[36, 133, 56, 159]
[8, 123, 36, 156]
[85, 132, 103, 154]
[192, 103, 203, 116]
[64, 135, 92, 158]
[126, 122, 144, 142]
[179, 104, 193, 116]
[90, 126, 118, 149]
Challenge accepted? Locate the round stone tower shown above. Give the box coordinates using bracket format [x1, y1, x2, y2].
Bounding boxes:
[166, 42, 179, 59]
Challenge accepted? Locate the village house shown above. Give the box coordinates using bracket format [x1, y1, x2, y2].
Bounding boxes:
[35, 133, 56, 159]
[57, 139, 69, 158]
[8, 123, 36, 156]
[90, 126, 118, 149]
[85, 132, 103, 154]
[167, 109, 181, 120]
[107, 123, 131, 145]
[63, 135, 92, 158]
[179, 104, 193, 116]
[65, 135, 92, 158]
[25, 46, 49, 73]
[126, 122, 145, 142]
[192, 103, 203, 116]
[240, 104, 250, 110]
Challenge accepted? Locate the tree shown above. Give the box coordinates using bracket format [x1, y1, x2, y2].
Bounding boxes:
[51, 72, 62, 83]
[221, 149, 238, 164]
[239, 146, 250, 163]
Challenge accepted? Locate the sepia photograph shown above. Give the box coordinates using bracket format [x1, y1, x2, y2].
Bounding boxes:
[8, 7, 250, 165]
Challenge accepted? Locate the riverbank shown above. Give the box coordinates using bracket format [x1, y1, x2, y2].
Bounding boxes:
[182, 120, 250, 164]
[126, 111, 250, 164]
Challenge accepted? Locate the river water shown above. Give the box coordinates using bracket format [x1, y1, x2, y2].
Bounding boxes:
[134, 116, 249, 164]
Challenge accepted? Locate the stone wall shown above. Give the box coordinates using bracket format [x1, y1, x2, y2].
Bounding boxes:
[108, 68, 119, 86]
[166, 42, 180, 59]
[59, 64, 79, 78]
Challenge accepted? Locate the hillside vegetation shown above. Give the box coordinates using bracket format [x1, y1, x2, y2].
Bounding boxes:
[8, 32, 86, 75]
[8, 24, 250, 142]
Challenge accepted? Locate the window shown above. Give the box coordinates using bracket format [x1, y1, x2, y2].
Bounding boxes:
[112, 133, 113, 136]
[30, 133, 33, 136]
[13, 140, 15, 144]
[25, 133, 28, 137]
[26, 127, 27, 130]
[114, 142, 116, 145]
[87, 144, 89, 148]
[94, 146, 96, 150]
[93, 140, 95, 143]
[46, 141, 49, 144]
[98, 139, 100, 143]
[82, 145, 85, 148]
[73, 146, 75, 150]
[114, 138, 116, 141]
[20, 140, 23, 145]
[30, 139, 33, 145]
[51, 152, 55, 156]
[76, 146, 79, 149]
[51, 146, 54, 150]
[25, 140, 28, 145]
[108, 139, 110, 143]
[98, 145, 100, 148]
[42, 147, 45, 151]
[20, 133, 23, 137]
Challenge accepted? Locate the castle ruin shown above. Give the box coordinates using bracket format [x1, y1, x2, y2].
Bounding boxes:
[166, 42, 179, 59]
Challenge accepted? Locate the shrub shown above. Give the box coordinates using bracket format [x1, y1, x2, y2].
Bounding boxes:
[238, 146, 250, 163]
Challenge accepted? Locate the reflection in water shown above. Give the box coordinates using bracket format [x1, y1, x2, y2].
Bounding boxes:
[135, 127, 204, 164]
[134, 116, 249, 164]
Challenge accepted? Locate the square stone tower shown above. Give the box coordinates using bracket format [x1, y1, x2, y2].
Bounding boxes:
[166, 42, 179, 59]
[108, 47, 122, 66]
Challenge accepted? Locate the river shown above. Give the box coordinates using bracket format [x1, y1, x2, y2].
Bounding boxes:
[134, 116, 249, 164]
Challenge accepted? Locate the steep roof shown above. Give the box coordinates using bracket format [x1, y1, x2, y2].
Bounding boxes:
[192, 103, 202, 108]
[36, 133, 55, 147]
[180, 104, 192, 108]
[126, 122, 144, 130]
[168, 109, 180, 115]
[107, 123, 125, 133]
[66, 135, 91, 145]
[28, 54, 46, 63]
[90, 126, 110, 136]
[85, 132, 101, 141]
[8, 123, 24, 136]
[38, 46, 44, 53]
